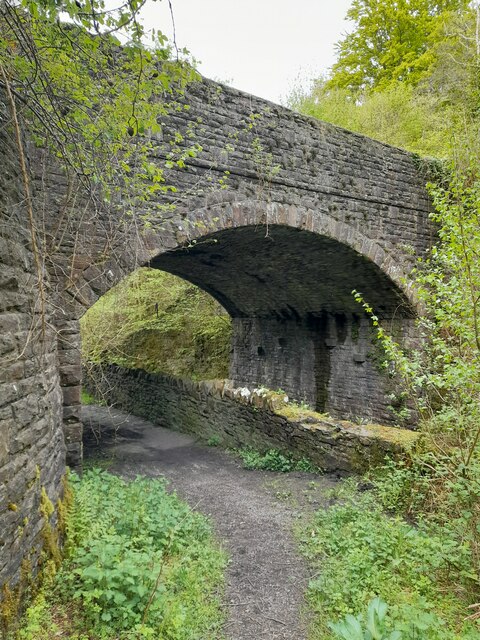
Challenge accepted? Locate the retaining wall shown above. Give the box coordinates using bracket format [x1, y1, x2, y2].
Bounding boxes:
[84, 364, 417, 474]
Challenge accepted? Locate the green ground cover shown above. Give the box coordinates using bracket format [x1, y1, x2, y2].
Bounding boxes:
[15, 470, 226, 640]
[300, 465, 479, 639]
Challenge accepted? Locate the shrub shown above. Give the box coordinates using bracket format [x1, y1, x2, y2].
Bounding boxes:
[329, 598, 401, 640]
[301, 487, 479, 639]
[235, 447, 318, 473]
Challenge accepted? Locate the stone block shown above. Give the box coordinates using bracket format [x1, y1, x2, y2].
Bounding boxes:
[0, 387, 22, 419]
[64, 422, 83, 444]
[0, 333, 16, 357]
[62, 385, 81, 406]
[0, 418, 9, 465]
[63, 405, 81, 421]
[57, 348, 81, 366]
[11, 394, 39, 428]
[60, 365, 82, 386]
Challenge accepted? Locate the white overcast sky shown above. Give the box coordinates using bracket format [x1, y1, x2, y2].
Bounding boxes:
[138, 0, 353, 104]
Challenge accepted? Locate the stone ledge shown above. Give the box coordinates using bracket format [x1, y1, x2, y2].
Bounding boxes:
[84, 364, 418, 474]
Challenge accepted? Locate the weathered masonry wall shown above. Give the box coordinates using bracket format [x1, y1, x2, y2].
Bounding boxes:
[31, 75, 435, 466]
[84, 365, 417, 475]
[0, 95, 65, 596]
[159, 79, 434, 258]
[230, 313, 416, 425]
[1, 71, 435, 599]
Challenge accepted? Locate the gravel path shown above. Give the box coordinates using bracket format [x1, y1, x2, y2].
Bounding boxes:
[82, 405, 337, 640]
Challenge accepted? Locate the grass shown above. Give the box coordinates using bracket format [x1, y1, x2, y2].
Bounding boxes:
[14, 469, 227, 640]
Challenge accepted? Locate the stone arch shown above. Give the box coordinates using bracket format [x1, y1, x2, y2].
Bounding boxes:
[57, 197, 422, 465]
[167, 200, 419, 311]
[70, 200, 418, 314]
[74, 201, 417, 435]
[142, 203, 416, 421]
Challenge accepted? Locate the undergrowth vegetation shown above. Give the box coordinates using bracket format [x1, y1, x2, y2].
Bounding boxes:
[290, 2, 480, 637]
[81, 268, 232, 381]
[329, 597, 405, 640]
[234, 447, 318, 473]
[302, 169, 480, 636]
[14, 470, 226, 640]
[301, 476, 479, 639]
[288, 1, 479, 161]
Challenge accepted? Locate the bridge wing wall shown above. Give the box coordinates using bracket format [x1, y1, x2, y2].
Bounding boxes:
[0, 96, 65, 596]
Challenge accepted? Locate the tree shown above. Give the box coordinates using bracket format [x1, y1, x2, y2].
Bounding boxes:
[0, 0, 198, 213]
[288, 1, 480, 158]
[425, 3, 480, 114]
[328, 0, 471, 92]
[287, 78, 453, 156]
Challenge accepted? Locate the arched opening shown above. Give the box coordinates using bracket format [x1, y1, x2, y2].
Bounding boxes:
[148, 224, 414, 423]
[80, 269, 232, 385]
[78, 219, 416, 436]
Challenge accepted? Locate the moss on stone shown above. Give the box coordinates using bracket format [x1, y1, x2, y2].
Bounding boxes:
[275, 404, 326, 422]
[1, 476, 72, 636]
[273, 395, 418, 458]
[0, 559, 33, 636]
[40, 487, 54, 520]
[346, 421, 419, 448]
[0, 583, 20, 635]
[57, 473, 74, 539]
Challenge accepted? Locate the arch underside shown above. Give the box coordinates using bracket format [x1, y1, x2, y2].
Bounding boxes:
[151, 224, 414, 425]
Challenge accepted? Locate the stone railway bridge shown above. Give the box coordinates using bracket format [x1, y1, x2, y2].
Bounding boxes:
[1, 76, 433, 591]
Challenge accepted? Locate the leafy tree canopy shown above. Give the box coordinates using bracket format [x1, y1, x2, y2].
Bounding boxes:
[289, 2, 479, 159]
[0, 0, 198, 211]
[328, 0, 472, 92]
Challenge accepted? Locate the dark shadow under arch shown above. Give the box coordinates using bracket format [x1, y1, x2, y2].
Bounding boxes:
[149, 224, 415, 424]
[150, 224, 414, 319]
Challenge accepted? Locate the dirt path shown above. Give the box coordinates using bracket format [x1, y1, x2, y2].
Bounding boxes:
[82, 405, 338, 640]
